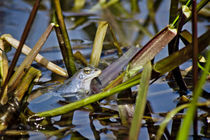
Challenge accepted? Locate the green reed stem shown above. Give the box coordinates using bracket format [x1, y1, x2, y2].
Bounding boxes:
[177, 51, 210, 140]
[35, 78, 140, 117]
[54, 0, 76, 76]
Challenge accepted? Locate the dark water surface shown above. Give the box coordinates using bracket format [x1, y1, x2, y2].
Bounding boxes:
[0, 0, 209, 139]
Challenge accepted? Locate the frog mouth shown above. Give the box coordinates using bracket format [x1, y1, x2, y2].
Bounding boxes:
[94, 77, 102, 85]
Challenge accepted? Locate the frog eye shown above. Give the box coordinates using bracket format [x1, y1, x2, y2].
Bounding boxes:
[83, 67, 91, 74]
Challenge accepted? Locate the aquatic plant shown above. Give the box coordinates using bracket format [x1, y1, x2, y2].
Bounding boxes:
[0, 0, 209, 139]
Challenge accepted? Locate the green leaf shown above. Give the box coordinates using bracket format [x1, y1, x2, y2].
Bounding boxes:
[129, 61, 152, 140]
[177, 50, 210, 140]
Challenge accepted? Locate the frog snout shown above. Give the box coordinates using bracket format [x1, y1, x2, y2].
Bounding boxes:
[95, 68, 102, 74]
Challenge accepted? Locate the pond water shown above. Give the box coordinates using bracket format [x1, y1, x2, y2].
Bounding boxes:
[0, 0, 209, 139]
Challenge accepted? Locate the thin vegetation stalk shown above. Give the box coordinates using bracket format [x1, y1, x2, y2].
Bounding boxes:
[169, 0, 179, 26]
[108, 25, 122, 55]
[103, 0, 120, 8]
[0, 39, 8, 86]
[129, 62, 152, 140]
[177, 50, 210, 140]
[1, 34, 68, 77]
[196, 0, 209, 11]
[149, 0, 158, 33]
[192, 0, 198, 94]
[153, 30, 210, 75]
[90, 21, 108, 67]
[184, 0, 209, 24]
[54, 26, 70, 75]
[0, 67, 41, 131]
[54, 0, 76, 76]
[192, 0, 199, 137]
[34, 78, 140, 117]
[130, 0, 140, 13]
[168, 0, 188, 91]
[106, 1, 130, 17]
[102, 72, 125, 91]
[144, 0, 162, 26]
[156, 101, 210, 140]
[171, 0, 191, 27]
[104, 30, 209, 91]
[180, 30, 192, 44]
[103, 70, 142, 92]
[74, 51, 88, 66]
[51, 2, 70, 77]
[0, 40, 9, 104]
[198, 62, 210, 74]
[14, 67, 41, 102]
[34, 30, 209, 118]
[0, 0, 41, 99]
[101, 5, 130, 43]
[50, 2, 57, 24]
[8, 24, 54, 93]
[171, 0, 208, 27]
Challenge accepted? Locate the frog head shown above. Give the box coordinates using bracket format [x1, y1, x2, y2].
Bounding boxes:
[78, 67, 101, 92]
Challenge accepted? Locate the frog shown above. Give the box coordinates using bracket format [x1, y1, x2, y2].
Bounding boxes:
[31, 67, 101, 103]
[54, 66, 102, 100]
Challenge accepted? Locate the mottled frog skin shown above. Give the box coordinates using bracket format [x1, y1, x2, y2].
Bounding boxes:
[30, 67, 101, 106]
[52, 67, 101, 100]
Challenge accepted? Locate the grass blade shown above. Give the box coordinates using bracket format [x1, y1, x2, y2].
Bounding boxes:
[1, 34, 68, 77]
[34, 77, 140, 118]
[192, 0, 199, 136]
[8, 24, 54, 92]
[1, 0, 41, 99]
[168, 2, 189, 91]
[90, 21, 108, 67]
[156, 101, 210, 140]
[0, 39, 8, 86]
[129, 61, 152, 140]
[0, 39, 9, 104]
[130, 0, 140, 13]
[54, 0, 76, 76]
[176, 51, 210, 140]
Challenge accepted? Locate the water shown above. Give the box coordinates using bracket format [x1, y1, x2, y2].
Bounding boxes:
[0, 0, 209, 139]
